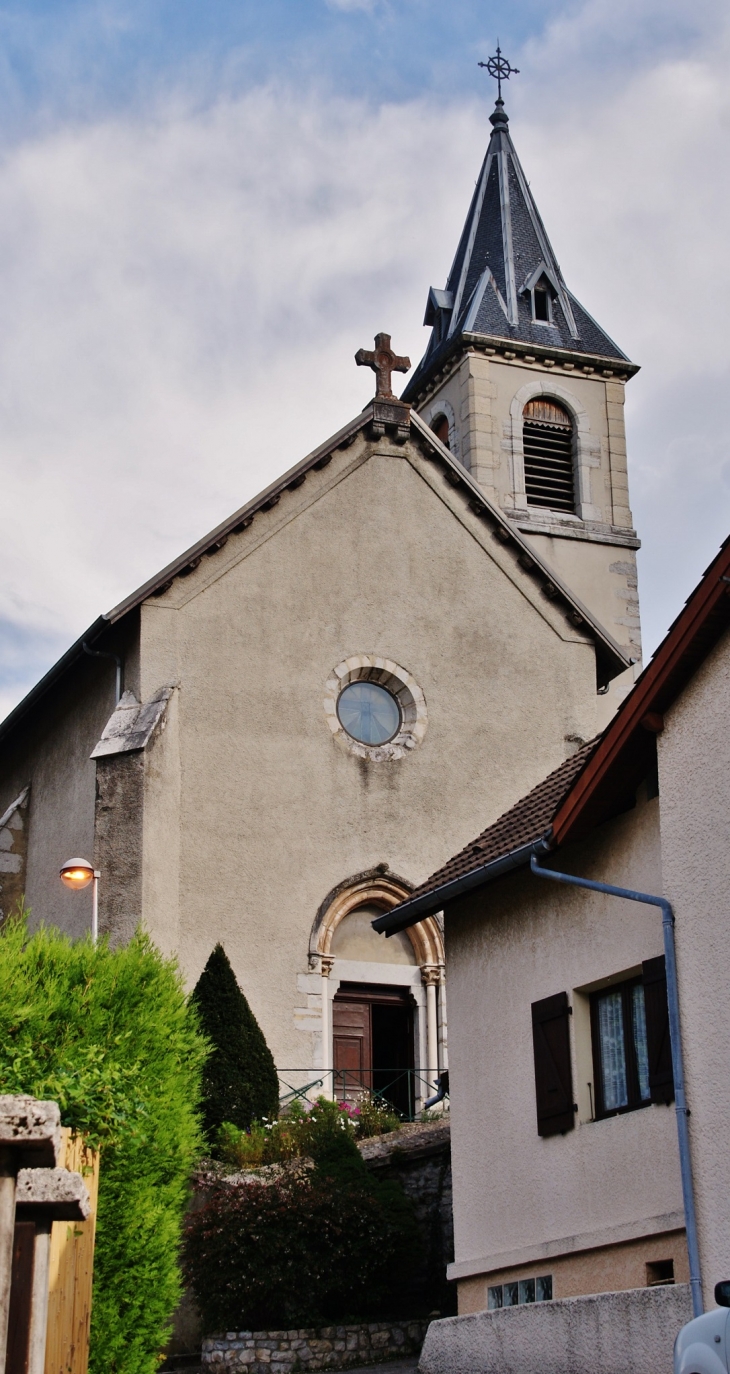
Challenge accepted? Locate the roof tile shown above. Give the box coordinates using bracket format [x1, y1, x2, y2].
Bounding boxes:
[408, 739, 598, 903]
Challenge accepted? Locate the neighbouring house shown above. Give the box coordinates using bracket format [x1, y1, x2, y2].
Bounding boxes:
[0, 92, 640, 1112]
[375, 534, 730, 1317]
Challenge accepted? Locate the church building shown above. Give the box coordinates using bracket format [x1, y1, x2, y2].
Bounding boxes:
[0, 90, 640, 1113]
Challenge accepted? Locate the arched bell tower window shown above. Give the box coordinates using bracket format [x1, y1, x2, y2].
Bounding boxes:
[522, 399, 575, 513]
[431, 414, 450, 450]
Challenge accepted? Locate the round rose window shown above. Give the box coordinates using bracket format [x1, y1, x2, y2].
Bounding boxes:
[336, 681, 401, 746]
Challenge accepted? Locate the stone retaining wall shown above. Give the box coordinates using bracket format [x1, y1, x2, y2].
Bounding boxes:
[359, 1119, 453, 1316]
[202, 1318, 429, 1371]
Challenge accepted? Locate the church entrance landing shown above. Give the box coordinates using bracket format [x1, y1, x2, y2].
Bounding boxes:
[333, 983, 415, 1119]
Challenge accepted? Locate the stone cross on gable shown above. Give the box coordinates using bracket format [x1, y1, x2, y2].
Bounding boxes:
[355, 333, 411, 401]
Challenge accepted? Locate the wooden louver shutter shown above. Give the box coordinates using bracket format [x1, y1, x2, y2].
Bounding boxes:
[522, 400, 575, 513]
[531, 991, 575, 1136]
[642, 956, 674, 1104]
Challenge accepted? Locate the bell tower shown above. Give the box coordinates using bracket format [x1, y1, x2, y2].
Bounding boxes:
[402, 77, 641, 682]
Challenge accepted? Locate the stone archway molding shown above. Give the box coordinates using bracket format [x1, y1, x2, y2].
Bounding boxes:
[309, 867, 444, 969]
[422, 397, 462, 464]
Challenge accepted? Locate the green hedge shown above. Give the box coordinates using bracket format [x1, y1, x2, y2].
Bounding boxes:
[0, 914, 207, 1374]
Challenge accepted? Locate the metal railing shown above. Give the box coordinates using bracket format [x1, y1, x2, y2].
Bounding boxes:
[276, 1068, 446, 1122]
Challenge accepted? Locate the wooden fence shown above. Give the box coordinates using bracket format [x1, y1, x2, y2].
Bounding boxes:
[43, 1129, 100, 1374]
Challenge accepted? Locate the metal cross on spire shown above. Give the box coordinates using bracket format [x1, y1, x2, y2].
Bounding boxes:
[355, 333, 411, 401]
[478, 43, 519, 101]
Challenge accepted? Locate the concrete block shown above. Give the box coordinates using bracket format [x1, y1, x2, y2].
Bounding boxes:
[418, 1284, 693, 1374]
[0, 1096, 61, 1165]
[15, 1167, 90, 1219]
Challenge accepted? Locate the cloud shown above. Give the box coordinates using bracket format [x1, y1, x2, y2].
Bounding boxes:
[325, 0, 377, 11]
[0, 0, 729, 718]
[515, 0, 730, 648]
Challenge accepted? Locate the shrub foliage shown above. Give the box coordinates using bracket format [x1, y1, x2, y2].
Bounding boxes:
[216, 1095, 401, 1170]
[185, 1098, 420, 1331]
[0, 913, 206, 1374]
[191, 943, 279, 1139]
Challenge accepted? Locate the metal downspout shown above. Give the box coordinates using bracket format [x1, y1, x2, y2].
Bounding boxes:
[530, 853, 703, 1317]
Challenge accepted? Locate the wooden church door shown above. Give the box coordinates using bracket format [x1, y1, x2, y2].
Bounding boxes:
[333, 984, 414, 1118]
[332, 998, 371, 1096]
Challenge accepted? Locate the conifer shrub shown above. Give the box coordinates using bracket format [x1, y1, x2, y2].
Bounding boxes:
[0, 912, 206, 1374]
[184, 1100, 420, 1331]
[192, 943, 279, 1141]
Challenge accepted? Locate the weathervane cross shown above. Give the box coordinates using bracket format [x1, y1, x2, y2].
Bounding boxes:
[478, 42, 519, 101]
[355, 333, 411, 401]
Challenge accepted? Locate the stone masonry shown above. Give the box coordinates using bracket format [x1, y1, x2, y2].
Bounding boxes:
[359, 1119, 454, 1317]
[0, 785, 29, 922]
[202, 1319, 429, 1372]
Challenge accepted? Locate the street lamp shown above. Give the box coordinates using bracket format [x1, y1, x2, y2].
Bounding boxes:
[59, 858, 100, 943]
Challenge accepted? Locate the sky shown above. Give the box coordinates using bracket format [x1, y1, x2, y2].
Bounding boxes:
[0, 0, 729, 721]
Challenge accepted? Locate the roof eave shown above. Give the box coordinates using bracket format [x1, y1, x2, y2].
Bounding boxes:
[107, 408, 373, 623]
[551, 536, 730, 846]
[372, 835, 553, 934]
[0, 615, 110, 749]
[0, 408, 376, 745]
[402, 332, 639, 407]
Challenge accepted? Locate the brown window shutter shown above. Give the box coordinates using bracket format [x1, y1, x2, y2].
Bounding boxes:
[642, 956, 674, 1104]
[531, 991, 575, 1136]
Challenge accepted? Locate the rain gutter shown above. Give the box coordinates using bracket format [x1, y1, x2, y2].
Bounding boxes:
[371, 836, 553, 937]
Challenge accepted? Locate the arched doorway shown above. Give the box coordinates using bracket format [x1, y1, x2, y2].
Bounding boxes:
[310, 874, 446, 1116]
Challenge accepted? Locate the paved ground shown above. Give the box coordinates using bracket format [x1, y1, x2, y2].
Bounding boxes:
[344, 1362, 419, 1373]
[166, 1363, 420, 1374]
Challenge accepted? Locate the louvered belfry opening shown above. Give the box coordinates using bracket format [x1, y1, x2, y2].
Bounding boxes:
[522, 399, 575, 513]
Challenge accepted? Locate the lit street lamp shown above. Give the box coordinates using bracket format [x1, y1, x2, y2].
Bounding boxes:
[59, 858, 100, 943]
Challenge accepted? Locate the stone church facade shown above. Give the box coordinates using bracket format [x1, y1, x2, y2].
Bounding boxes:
[0, 94, 640, 1112]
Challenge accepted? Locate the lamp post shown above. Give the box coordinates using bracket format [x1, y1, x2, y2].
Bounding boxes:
[59, 858, 100, 943]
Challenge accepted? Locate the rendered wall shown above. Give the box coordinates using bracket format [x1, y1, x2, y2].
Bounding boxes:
[0, 651, 124, 937]
[444, 791, 684, 1301]
[419, 1284, 693, 1374]
[658, 626, 730, 1302]
[135, 429, 604, 1070]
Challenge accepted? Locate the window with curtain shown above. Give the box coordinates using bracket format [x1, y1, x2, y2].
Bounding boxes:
[591, 977, 651, 1117]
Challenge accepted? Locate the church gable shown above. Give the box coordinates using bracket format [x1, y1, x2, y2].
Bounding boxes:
[120, 403, 627, 694]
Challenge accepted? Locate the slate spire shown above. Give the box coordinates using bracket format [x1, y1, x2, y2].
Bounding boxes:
[403, 97, 629, 401]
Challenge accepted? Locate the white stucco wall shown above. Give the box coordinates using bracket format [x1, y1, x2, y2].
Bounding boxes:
[135, 429, 605, 1070]
[445, 792, 684, 1294]
[658, 626, 730, 1301]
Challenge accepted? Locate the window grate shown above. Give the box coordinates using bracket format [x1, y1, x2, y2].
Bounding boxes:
[523, 419, 575, 513]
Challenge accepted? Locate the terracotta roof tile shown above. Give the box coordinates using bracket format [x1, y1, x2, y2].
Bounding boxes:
[407, 739, 598, 904]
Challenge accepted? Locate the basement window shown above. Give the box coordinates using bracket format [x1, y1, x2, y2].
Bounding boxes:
[646, 1259, 674, 1287]
[522, 399, 575, 513]
[488, 1276, 553, 1309]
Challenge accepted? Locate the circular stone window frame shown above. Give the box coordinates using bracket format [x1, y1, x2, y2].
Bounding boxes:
[324, 656, 428, 761]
